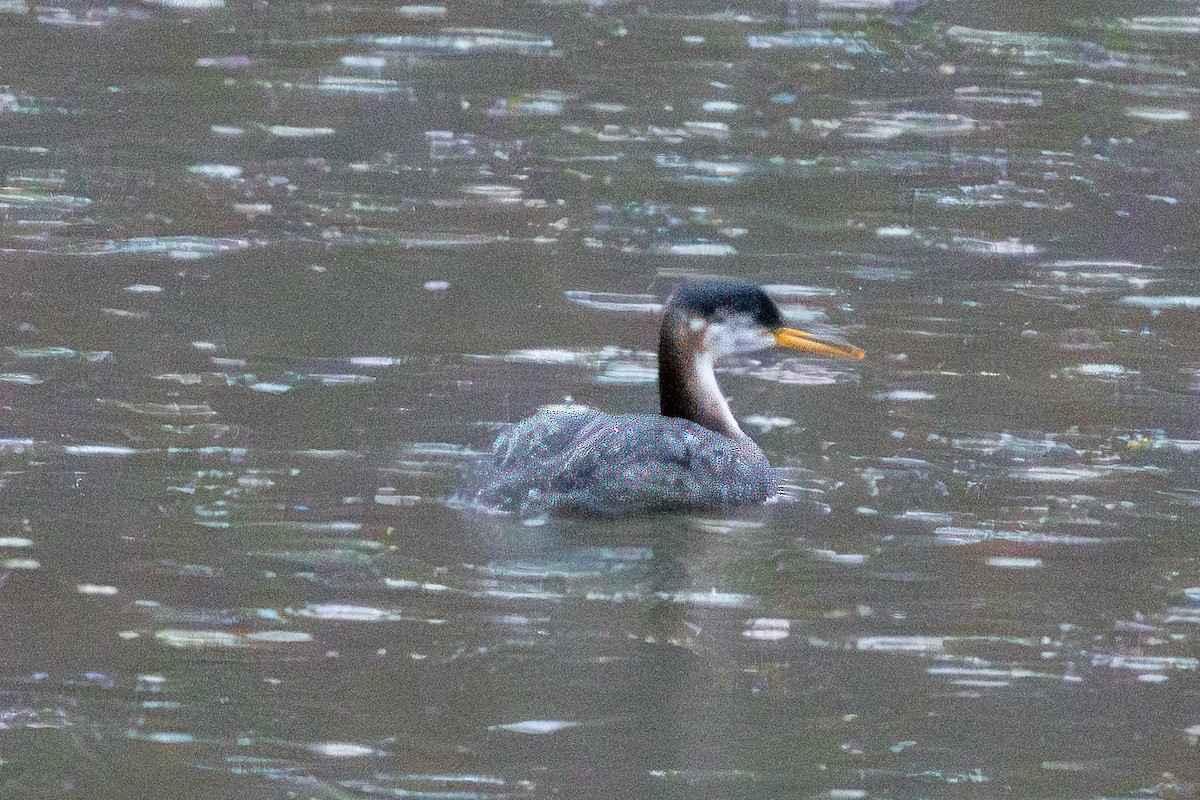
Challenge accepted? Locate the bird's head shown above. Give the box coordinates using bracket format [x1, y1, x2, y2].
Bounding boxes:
[665, 280, 865, 361]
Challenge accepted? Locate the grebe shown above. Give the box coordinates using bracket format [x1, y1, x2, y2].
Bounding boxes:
[469, 279, 864, 516]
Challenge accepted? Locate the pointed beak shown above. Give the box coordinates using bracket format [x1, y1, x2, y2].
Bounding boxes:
[773, 327, 865, 360]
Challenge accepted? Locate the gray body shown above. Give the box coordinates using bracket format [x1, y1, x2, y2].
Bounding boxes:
[469, 404, 775, 516]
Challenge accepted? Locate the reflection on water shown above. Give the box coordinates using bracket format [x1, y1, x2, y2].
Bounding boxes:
[1, 0, 1199, 797]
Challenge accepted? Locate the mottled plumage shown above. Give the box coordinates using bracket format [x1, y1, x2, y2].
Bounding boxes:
[470, 404, 774, 516]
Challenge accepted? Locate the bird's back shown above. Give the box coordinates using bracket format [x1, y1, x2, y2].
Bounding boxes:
[466, 404, 776, 516]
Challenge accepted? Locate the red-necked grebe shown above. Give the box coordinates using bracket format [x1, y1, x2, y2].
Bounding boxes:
[469, 279, 864, 516]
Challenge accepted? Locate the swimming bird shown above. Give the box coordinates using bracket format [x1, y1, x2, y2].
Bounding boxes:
[469, 279, 864, 516]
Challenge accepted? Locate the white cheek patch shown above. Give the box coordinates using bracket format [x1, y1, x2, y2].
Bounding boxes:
[704, 315, 774, 358]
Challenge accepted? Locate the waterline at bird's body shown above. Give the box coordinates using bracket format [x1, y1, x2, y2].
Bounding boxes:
[472, 403, 775, 516]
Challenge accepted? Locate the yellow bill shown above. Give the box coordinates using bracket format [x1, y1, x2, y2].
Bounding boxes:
[773, 327, 865, 360]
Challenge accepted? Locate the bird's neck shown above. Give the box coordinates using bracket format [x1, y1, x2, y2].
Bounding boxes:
[658, 314, 746, 440]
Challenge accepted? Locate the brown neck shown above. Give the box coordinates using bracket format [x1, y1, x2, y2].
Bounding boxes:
[658, 312, 745, 440]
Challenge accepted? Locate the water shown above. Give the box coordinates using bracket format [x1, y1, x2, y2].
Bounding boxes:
[1, 1, 1198, 798]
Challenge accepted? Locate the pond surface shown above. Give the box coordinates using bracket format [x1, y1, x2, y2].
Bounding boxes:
[1, 1, 1199, 798]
